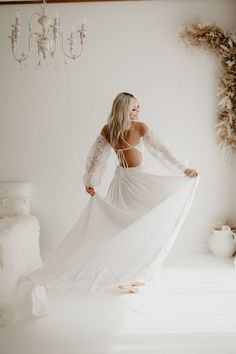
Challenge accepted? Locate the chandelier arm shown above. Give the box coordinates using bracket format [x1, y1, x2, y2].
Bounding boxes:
[12, 49, 24, 63]
[70, 45, 84, 60]
[11, 32, 35, 63]
[60, 32, 84, 60]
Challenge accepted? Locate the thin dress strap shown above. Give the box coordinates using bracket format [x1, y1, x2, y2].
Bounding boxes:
[120, 136, 137, 148]
[113, 136, 140, 150]
[113, 136, 141, 168]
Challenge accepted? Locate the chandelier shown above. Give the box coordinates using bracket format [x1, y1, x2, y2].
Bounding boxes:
[9, 0, 87, 68]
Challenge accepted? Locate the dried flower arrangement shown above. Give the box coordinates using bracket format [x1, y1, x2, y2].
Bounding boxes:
[179, 20, 236, 161]
[211, 221, 236, 232]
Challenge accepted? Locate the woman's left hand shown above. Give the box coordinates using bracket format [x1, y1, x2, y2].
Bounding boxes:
[86, 186, 95, 196]
[184, 168, 198, 177]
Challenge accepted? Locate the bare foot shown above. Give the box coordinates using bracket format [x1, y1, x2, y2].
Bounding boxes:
[118, 284, 140, 293]
[130, 280, 145, 286]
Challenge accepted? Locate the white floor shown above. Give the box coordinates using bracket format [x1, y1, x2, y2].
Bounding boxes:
[1, 251, 236, 354]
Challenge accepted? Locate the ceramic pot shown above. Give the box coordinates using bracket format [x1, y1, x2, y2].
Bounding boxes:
[208, 229, 236, 258]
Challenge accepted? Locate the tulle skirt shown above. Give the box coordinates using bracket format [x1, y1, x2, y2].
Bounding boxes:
[10, 163, 199, 320]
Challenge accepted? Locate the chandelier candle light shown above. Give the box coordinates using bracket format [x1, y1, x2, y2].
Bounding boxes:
[9, 0, 87, 67]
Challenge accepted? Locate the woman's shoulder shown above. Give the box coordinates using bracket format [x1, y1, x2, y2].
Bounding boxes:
[134, 121, 149, 136]
[100, 121, 149, 140]
[100, 124, 109, 140]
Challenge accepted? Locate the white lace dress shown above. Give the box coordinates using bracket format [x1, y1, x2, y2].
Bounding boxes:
[6, 128, 199, 321]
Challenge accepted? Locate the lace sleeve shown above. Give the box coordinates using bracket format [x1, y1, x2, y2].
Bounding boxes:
[142, 129, 188, 174]
[83, 134, 111, 187]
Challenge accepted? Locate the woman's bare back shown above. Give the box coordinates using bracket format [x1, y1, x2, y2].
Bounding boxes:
[101, 121, 147, 168]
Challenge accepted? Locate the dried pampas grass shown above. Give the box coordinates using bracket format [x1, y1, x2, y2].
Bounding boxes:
[180, 20, 236, 161]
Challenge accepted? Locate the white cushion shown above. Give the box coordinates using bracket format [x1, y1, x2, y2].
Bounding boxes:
[0, 182, 31, 199]
[0, 198, 29, 218]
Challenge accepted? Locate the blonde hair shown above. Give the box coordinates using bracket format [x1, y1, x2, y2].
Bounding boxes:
[107, 92, 136, 147]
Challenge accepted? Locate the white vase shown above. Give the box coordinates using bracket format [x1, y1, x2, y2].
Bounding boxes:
[208, 229, 236, 258]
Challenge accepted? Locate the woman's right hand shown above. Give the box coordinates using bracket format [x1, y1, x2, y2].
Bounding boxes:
[184, 168, 198, 177]
[86, 186, 95, 196]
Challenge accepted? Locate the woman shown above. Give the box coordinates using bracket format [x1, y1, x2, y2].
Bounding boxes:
[8, 92, 199, 321]
[83, 92, 198, 293]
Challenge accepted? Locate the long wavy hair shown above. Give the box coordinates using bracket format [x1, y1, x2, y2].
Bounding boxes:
[107, 92, 136, 147]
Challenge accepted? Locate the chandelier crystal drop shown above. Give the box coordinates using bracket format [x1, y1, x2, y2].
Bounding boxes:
[9, 0, 87, 68]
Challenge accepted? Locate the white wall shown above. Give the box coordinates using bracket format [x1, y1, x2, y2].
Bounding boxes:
[0, 0, 235, 253]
